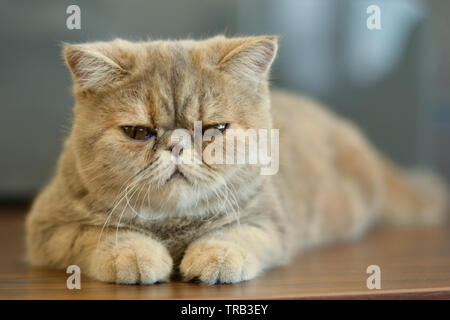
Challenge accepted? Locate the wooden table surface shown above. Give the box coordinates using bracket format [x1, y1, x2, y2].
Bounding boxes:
[0, 205, 449, 300]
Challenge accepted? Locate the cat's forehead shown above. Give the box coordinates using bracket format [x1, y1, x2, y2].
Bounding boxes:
[113, 44, 225, 129]
[69, 35, 277, 129]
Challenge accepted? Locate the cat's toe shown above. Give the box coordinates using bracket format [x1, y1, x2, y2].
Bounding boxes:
[90, 237, 173, 285]
[180, 239, 260, 285]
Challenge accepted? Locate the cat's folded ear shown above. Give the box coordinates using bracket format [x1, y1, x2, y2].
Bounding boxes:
[63, 42, 130, 91]
[218, 35, 279, 84]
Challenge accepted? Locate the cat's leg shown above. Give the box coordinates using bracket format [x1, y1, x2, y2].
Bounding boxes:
[179, 220, 286, 284]
[26, 222, 173, 284]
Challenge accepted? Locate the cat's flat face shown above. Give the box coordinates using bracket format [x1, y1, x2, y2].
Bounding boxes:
[64, 36, 277, 217]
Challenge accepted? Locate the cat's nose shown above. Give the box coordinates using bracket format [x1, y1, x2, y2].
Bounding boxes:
[169, 143, 184, 158]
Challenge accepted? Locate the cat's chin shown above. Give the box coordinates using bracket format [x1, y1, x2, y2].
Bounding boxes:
[138, 185, 209, 219]
[156, 179, 202, 210]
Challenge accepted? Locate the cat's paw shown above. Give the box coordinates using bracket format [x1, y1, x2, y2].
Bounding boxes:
[180, 239, 260, 285]
[89, 235, 173, 284]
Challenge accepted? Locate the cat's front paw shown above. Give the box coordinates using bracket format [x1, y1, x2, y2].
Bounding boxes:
[89, 234, 173, 284]
[180, 239, 260, 285]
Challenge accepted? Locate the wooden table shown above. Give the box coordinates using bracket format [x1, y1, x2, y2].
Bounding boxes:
[1, 205, 449, 299]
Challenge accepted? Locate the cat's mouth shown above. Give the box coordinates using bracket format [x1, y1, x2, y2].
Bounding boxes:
[166, 168, 188, 183]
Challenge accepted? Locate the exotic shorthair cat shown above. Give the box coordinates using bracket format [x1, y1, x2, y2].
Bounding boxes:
[26, 35, 448, 285]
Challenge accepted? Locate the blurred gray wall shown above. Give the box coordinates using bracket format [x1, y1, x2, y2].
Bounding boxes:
[0, 0, 449, 201]
[237, 0, 434, 165]
[0, 0, 238, 200]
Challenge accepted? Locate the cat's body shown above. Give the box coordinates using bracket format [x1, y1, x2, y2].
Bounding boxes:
[26, 36, 448, 285]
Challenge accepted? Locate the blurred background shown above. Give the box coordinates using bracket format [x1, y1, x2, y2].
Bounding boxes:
[0, 0, 449, 203]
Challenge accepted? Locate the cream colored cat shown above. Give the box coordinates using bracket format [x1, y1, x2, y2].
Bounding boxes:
[26, 35, 448, 285]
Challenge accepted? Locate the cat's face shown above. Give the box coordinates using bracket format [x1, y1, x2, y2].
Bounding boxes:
[64, 36, 277, 217]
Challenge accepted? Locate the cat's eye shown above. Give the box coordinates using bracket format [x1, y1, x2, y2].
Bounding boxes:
[121, 126, 156, 141]
[202, 123, 229, 134]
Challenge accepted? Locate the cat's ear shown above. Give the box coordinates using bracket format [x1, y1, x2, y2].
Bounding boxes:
[63, 43, 129, 91]
[218, 35, 278, 84]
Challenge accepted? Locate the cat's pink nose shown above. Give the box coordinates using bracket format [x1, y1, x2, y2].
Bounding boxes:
[170, 143, 184, 158]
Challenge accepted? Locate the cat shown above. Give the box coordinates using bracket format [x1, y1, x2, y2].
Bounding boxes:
[25, 35, 448, 285]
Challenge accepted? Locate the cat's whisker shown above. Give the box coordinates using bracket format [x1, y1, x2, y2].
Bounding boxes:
[188, 166, 240, 224]
[205, 168, 242, 226]
[115, 176, 145, 245]
[122, 158, 163, 219]
[98, 156, 162, 247]
[96, 173, 141, 249]
[124, 160, 174, 222]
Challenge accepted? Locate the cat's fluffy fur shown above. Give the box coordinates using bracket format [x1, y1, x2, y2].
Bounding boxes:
[26, 35, 448, 285]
